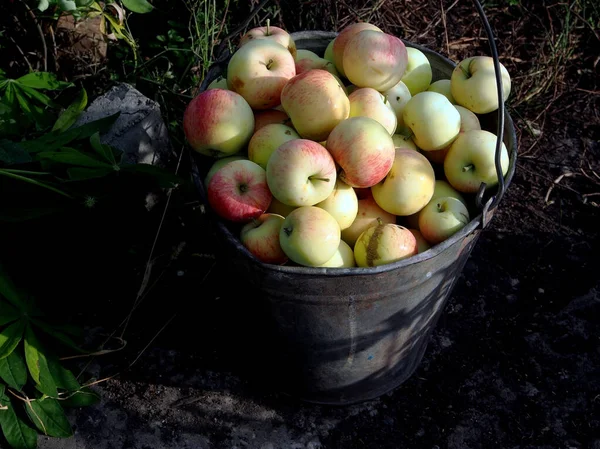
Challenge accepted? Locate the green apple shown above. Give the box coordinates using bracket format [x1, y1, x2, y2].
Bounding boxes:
[240, 213, 288, 264]
[348, 87, 397, 135]
[280, 69, 350, 142]
[392, 133, 418, 152]
[183, 89, 254, 158]
[354, 221, 417, 267]
[248, 123, 300, 170]
[418, 196, 470, 244]
[408, 228, 431, 253]
[343, 30, 408, 92]
[402, 91, 461, 151]
[317, 239, 356, 268]
[279, 206, 341, 267]
[315, 178, 359, 231]
[401, 47, 433, 95]
[427, 79, 455, 104]
[239, 22, 297, 58]
[341, 195, 396, 248]
[371, 148, 436, 216]
[324, 38, 335, 63]
[326, 116, 395, 188]
[266, 138, 337, 206]
[443, 129, 510, 193]
[333, 22, 382, 78]
[450, 56, 511, 114]
[204, 154, 247, 188]
[227, 39, 296, 110]
[403, 179, 467, 228]
[207, 76, 228, 90]
[382, 80, 412, 135]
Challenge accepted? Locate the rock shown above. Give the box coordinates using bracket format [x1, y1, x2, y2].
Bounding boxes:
[74, 83, 176, 168]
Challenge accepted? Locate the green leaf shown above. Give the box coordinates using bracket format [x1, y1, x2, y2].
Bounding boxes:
[58, 0, 77, 10]
[0, 349, 27, 391]
[76, 0, 95, 6]
[122, 0, 154, 13]
[0, 394, 38, 449]
[0, 301, 20, 327]
[26, 397, 73, 438]
[37, 147, 112, 169]
[16, 84, 58, 109]
[16, 73, 73, 91]
[24, 326, 58, 397]
[61, 387, 100, 408]
[46, 356, 80, 392]
[89, 132, 117, 165]
[37, 0, 50, 11]
[0, 139, 32, 165]
[0, 320, 25, 360]
[120, 163, 183, 188]
[15, 90, 51, 131]
[30, 319, 88, 355]
[66, 166, 114, 181]
[0, 265, 28, 311]
[52, 88, 87, 133]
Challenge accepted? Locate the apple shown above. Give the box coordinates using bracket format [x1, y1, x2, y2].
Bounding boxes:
[239, 21, 297, 58]
[401, 47, 433, 95]
[248, 123, 300, 170]
[253, 108, 291, 133]
[343, 30, 408, 92]
[392, 133, 418, 152]
[382, 80, 412, 135]
[240, 213, 288, 264]
[227, 39, 296, 110]
[340, 195, 396, 248]
[183, 88, 255, 158]
[424, 104, 482, 164]
[354, 221, 417, 267]
[348, 87, 397, 135]
[295, 49, 340, 78]
[267, 197, 297, 217]
[427, 79, 456, 104]
[207, 76, 228, 90]
[326, 116, 395, 188]
[266, 138, 337, 206]
[402, 91, 461, 151]
[444, 129, 510, 193]
[317, 239, 356, 268]
[279, 206, 341, 267]
[402, 179, 467, 228]
[207, 159, 272, 222]
[418, 196, 470, 244]
[371, 148, 436, 216]
[204, 154, 247, 188]
[280, 69, 350, 142]
[315, 178, 359, 231]
[324, 38, 335, 63]
[408, 228, 431, 253]
[332, 22, 382, 78]
[450, 55, 511, 114]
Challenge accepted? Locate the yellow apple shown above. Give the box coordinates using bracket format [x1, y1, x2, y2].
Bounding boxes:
[354, 222, 417, 267]
[401, 47, 433, 95]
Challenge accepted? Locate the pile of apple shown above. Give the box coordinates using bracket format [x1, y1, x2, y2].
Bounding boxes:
[183, 20, 512, 269]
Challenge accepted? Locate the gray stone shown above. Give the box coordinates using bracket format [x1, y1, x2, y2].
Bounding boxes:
[74, 83, 176, 167]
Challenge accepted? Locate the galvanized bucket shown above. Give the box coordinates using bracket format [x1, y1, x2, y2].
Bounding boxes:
[190, 23, 518, 405]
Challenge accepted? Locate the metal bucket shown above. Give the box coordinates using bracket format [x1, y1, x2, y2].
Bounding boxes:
[189, 25, 518, 405]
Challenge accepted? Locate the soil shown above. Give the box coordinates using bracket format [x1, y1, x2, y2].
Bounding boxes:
[3, 0, 600, 448]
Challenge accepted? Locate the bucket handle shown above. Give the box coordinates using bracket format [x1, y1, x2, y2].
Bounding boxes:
[471, 0, 507, 228]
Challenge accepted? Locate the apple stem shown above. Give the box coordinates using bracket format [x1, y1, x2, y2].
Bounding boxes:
[437, 202, 446, 213]
[462, 164, 474, 173]
[266, 58, 274, 70]
[309, 176, 330, 183]
[266, 18, 271, 36]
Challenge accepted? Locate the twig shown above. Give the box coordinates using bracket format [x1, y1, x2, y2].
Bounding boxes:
[8, 36, 33, 72]
[440, 0, 449, 56]
[544, 172, 577, 204]
[20, 0, 48, 72]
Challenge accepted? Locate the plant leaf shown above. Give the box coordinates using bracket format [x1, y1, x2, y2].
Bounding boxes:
[122, 0, 154, 14]
[24, 326, 58, 397]
[0, 265, 28, 312]
[0, 320, 25, 360]
[89, 132, 117, 165]
[16, 85, 58, 109]
[15, 90, 52, 131]
[52, 88, 87, 133]
[120, 163, 183, 188]
[0, 392, 38, 449]
[30, 319, 88, 355]
[0, 349, 27, 391]
[66, 166, 114, 182]
[0, 301, 20, 327]
[16, 73, 73, 91]
[61, 388, 100, 408]
[0, 139, 32, 165]
[58, 0, 77, 10]
[37, 147, 112, 169]
[26, 397, 73, 438]
[37, 0, 50, 11]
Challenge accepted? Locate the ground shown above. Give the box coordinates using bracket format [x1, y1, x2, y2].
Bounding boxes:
[4, 0, 600, 448]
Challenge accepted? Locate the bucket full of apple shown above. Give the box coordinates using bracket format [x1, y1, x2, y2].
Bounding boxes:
[184, 9, 517, 405]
